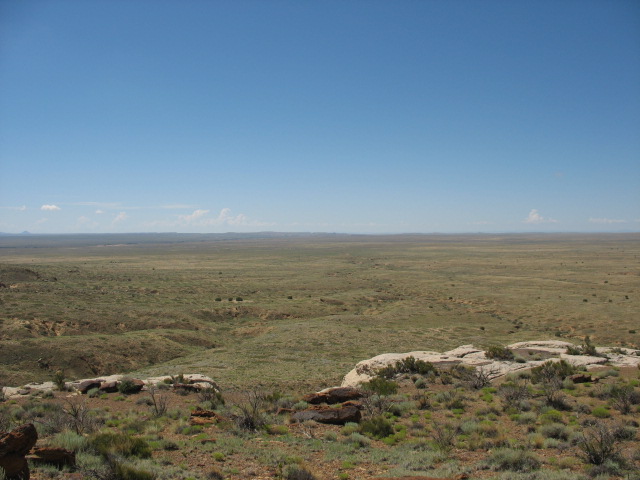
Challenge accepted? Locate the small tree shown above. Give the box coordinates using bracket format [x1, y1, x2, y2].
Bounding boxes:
[147, 385, 169, 417]
[578, 421, 621, 465]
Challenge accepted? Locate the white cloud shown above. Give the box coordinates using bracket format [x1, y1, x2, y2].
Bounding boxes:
[95, 210, 104, 214]
[588, 218, 627, 224]
[41, 204, 61, 211]
[112, 212, 128, 224]
[523, 209, 558, 224]
[179, 209, 210, 223]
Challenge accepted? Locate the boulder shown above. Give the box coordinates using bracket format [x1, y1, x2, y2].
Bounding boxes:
[99, 381, 119, 393]
[0, 454, 28, 480]
[28, 447, 75, 468]
[302, 387, 363, 405]
[77, 379, 103, 394]
[173, 383, 202, 393]
[569, 373, 598, 384]
[291, 405, 361, 425]
[190, 407, 223, 425]
[0, 423, 38, 480]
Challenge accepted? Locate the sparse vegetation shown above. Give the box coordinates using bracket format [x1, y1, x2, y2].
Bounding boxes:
[1, 234, 639, 479]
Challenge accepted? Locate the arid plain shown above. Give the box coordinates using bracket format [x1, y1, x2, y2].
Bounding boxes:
[1, 233, 638, 390]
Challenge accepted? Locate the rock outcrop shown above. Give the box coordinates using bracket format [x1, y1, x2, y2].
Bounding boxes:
[291, 405, 361, 425]
[0, 423, 38, 480]
[302, 387, 362, 405]
[341, 340, 640, 387]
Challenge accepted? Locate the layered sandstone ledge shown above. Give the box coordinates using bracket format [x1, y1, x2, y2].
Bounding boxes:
[341, 340, 640, 387]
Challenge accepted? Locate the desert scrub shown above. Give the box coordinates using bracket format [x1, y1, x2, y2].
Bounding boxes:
[89, 431, 152, 459]
[51, 430, 89, 452]
[360, 415, 394, 439]
[376, 356, 435, 379]
[485, 345, 515, 361]
[118, 377, 142, 395]
[362, 377, 398, 396]
[487, 447, 541, 472]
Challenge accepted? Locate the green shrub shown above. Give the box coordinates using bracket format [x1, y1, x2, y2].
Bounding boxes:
[578, 421, 621, 465]
[485, 345, 515, 361]
[362, 377, 398, 396]
[531, 360, 576, 384]
[591, 406, 611, 418]
[539, 423, 570, 440]
[118, 378, 141, 395]
[360, 415, 394, 439]
[114, 462, 155, 480]
[282, 464, 316, 480]
[377, 356, 435, 378]
[53, 370, 67, 391]
[487, 448, 541, 471]
[89, 432, 152, 459]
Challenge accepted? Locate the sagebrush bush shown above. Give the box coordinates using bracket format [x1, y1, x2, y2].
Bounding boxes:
[360, 415, 394, 439]
[485, 345, 515, 361]
[362, 377, 398, 396]
[487, 448, 541, 472]
[89, 432, 152, 459]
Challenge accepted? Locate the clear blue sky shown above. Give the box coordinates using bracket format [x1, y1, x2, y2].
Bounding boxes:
[1, 0, 638, 234]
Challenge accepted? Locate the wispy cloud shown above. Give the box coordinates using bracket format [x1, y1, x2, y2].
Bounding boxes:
[112, 212, 128, 224]
[162, 204, 199, 210]
[179, 209, 210, 223]
[588, 217, 627, 224]
[0, 205, 27, 211]
[71, 201, 121, 208]
[95, 210, 104, 214]
[523, 209, 558, 224]
[146, 208, 273, 229]
[41, 204, 61, 211]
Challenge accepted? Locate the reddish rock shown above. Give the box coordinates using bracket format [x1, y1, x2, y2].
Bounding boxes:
[291, 405, 361, 425]
[0, 454, 28, 480]
[0, 423, 38, 480]
[569, 373, 598, 384]
[28, 447, 75, 468]
[190, 407, 223, 425]
[129, 379, 145, 393]
[99, 381, 119, 393]
[0, 424, 38, 456]
[302, 387, 363, 405]
[77, 379, 103, 394]
[276, 407, 295, 415]
[173, 383, 202, 393]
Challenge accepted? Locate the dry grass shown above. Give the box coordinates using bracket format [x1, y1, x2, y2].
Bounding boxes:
[0, 233, 638, 391]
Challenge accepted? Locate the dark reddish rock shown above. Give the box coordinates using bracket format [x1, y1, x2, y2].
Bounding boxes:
[302, 387, 363, 405]
[0, 454, 28, 480]
[77, 379, 103, 394]
[28, 447, 75, 468]
[128, 379, 145, 393]
[569, 373, 598, 383]
[173, 383, 202, 393]
[276, 408, 295, 415]
[290, 405, 361, 425]
[99, 381, 119, 393]
[190, 407, 223, 425]
[0, 423, 38, 480]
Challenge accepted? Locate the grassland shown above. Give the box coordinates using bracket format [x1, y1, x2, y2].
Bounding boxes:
[1, 233, 638, 390]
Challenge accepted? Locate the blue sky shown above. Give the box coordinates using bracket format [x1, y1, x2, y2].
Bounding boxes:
[1, 0, 638, 234]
